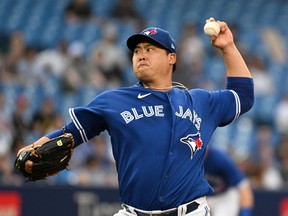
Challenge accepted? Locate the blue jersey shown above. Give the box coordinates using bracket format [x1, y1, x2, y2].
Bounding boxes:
[63, 78, 253, 211]
[204, 147, 245, 194]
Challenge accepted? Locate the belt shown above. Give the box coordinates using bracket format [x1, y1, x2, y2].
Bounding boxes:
[125, 201, 199, 216]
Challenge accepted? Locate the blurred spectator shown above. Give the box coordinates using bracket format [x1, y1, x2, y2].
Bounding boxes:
[61, 41, 88, 92]
[261, 27, 287, 65]
[173, 22, 205, 89]
[33, 40, 69, 95]
[248, 125, 283, 190]
[246, 53, 275, 125]
[275, 93, 288, 136]
[78, 135, 118, 187]
[0, 107, 15, 185]
[0, 93, 23, 185]
[75, 153, 117, 187]
[29, 97, 58, 140]
[277, 134, 288, 188]
[247, 54, 274, 96]
[16, 46, 39, 87]
[0, 93, 12, 156]
[33, 40, 69, 78]
[64, 0, 93, 22]
[49, 114, 66, 133]
[0, 154, 22, 186]
[0, 31, 26, 84]
[11, 94, 30, 138]
[6, 31, 25, 69]
[0, 91, 11, 122]
[88, 22, 130, 88]
[111, 0, 146, 29]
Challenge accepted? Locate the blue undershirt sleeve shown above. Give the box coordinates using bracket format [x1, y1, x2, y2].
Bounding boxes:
[45, 122, 83, 147]
[226, 77, 254, 114]
[46, 129, 63, 139]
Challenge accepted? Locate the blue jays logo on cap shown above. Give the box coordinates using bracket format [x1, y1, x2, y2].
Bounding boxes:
[143, 29, 158, 36]
[127, 27, 176, 53]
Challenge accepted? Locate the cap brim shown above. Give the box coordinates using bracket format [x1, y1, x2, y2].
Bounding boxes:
[127, 34, 162, 51]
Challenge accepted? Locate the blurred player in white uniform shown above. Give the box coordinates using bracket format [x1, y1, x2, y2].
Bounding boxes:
[205, 147, 254, 216]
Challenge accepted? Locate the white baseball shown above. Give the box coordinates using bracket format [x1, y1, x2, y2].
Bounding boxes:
[204, 21, 220, 37]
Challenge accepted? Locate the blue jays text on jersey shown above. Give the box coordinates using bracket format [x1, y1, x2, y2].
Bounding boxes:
[48, 77, 254, 211]
[120, 104, 201, 129]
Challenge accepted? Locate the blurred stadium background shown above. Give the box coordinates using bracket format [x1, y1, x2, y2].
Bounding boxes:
[0, 0, 288, 215]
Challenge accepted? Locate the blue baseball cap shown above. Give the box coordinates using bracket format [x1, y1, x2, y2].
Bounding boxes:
[127, 27, 176, 53]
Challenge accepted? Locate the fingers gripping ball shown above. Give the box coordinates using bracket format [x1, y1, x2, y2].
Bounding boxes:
[204, 21, 220, 37]
[14, 133, 75, 181]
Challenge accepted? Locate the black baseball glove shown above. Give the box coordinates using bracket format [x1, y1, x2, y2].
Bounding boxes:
[14, 133, 75, 181]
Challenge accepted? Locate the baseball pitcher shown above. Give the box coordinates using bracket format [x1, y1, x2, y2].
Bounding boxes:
[16, 18, 254, 216]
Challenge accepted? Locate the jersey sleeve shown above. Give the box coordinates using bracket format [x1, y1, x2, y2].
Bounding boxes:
[192, 77, 253, 127]
[190, 88, 240, 127]
[210, 89, 241, 126]
[68, 92, 108, 143]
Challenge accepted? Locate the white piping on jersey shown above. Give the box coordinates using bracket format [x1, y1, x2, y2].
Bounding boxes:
[229, 90, 241, 121]
[69, 108, 88, 143]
